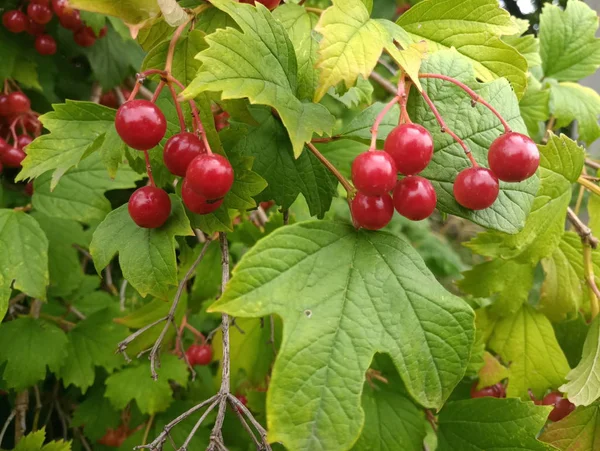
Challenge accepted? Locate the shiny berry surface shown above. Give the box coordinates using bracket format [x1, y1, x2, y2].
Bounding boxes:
[351, 192, 394, 230]
[470, 382, 506, 399]
[8, 92, 31, 114]
[27, 3, 53, 25]
[351, 151, 397, 196]
[128, 186, 171, 229]
[186, 344, 212, 366]
[186, 154, 234, 200]
[115, 100, 167, 150]
[35, 34, 57, 55]
[57, 8, 81, 30]
[26, 18, 45, 35]
[384, 123, 434, 175]
[393, 176, 437, 221]
[0, 147, 26, 168]
[0, 95, 10, 116]
[542, 392, 575, 422]
[240, 0, 281, 9]
[3, 11, 28, 33]
[454, 167, 499, 210]
[181, 178, 223, 214]
[73, 26, 96, 47]
[488, 132, 540, 182]
[16, 135, 33, 149]
[0, 161, 3, 175]
[164, 132, 206, 176]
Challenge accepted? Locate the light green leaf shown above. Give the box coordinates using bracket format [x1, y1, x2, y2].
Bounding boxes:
[341, 101, 400, 142]
[210, 221, 474, 450]
[313, 0, 388, 101]
[519, 81, 550, 138]
[540, 403, 600, 451]
[437, 398, 553, 451]
[90, 195, 193, 299]
[0, 210, 49, 300]
[105, 354, 188, 414]
[487, 305, 570, 399]
[0, 318, 67, 390]
[384, 40, 426, 91]
[14, 428, 71, 451]
[560, 317, 600, 406]
[549, 82, 600, 146]
[17, 101, 118, 187]
[539, 0, 600, 82]
[329, 75, 374, 108]
[503, 33, 541, 68]
[58, 309, 129, 392]
[32, 153, 143, 224]
[397, 0, 527, 98]
[182, 0, 335, 157]
[69, 0, 160, 25]
[477, 351, 509, 389]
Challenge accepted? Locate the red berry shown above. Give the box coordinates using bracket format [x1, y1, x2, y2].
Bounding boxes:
[26, 18, 45, 35]
[470, 382, 505, 399]
[351, 192, 394, 230]
[186, 344, 212, 366]
[392, 176, 436, 221]
[27, 3, 53, 25]
[128, 186, 171, 229]
[73, 26, 96, 47]
[115, 100, 167, 151]
[51, 0, 70, 15]
[181, 178, 223, 214]
[240, 0, 281, 9]
[16, 135, 33, 149]
[0, 95, 11, 116]
[3, 11, 28, 33]
[57, 8, 81, 30]
[453, 167, 499, 210]
[542, 392, 575, 422]
[7, 92, 31, 114]
[186, 154, 234, 200]
[0, 160, 3, 175]
[351, 151, 397, 196]
[31, 0, 51, 5]
[0, 138, 9, 153]
[99, 92, 118, 108]
[384, 123, 434, 175]
[98, 25, 107, 38]
[488, 132, 540, 182]
[0, 147, 26, 168]
[214, 111, 229, 131]
[35, 34, 57, 55]
[25, 182, 34, 196]
[164, 132, 206, 177]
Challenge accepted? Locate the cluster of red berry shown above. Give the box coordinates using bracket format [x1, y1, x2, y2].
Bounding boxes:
[114, 99, 234, 229]
[2, 0, 106, 56]
[239, 0, 281, 10]
[470, 381, 506, 399]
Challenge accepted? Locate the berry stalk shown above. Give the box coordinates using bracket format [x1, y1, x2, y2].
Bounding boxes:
[306, 142, 355, 196]
[167, 82, 187, 131]
[369, 95, 399, 151]
[143, 150, 156, 187]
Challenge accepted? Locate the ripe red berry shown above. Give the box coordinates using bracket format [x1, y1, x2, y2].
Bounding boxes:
[98, 26, 107, 38]
[57, 8, 81, 30]
[393, 176, 436, 221]
[186, 344, 212, 366]
[453, 167, 499, 210]
[35, 34, 57, 55]
[214, 111, 229, 131]
[164, 132, 206, 177]
[0, 95, 11, 116]
[26, 18, 45, 35]
[384, 123, 434, 175]
[351, 192, 394, 230]
[542, 392, 575, 422]
[16, 135, 33, 149]
[51, 0, 70, 15]
[3, 11, 28, 33]
[27, 3, 53, 25]
[470, 382, 505, 399]
[0, 138, 8, 153]
[73, 26, 96, 47]
[0, 147, 26, 168]
[115, 100, 167, 150]
[488, 132, 540, 182]
[186, 154, 234, 200]
[128, 186, 171, 229]
[181, 178, 223, 214]
[8, 92, 31, 114]
[0, 160, 3, 175]
[351, 151, 397, 196]
[239, 0, 281, 9]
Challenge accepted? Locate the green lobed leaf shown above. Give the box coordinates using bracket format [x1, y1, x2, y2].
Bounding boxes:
[539, 402, 600, 451]
[90, 195, 193, 299]
[0, 210, 49, 300]
[105, 353, 189, 414]
[539, 0, 600, 82]
[313, 0, 388, 101]
[0, 317, 67, 390]
[182, 0, 335, 157]
[397, 0, 527, 98]
[476, 351, 509, 389]
[407, 50, 538, 233]
[487, 305, 571, 399]
[210, 221, 474, 450]
[437, 398, 553, 451]
[14, 428, 71, 451]
[503, 33, 541, 69]
[549, 81, 600, 146]
[519, 80, 550, 139]
[341, 101, 400, 142]
[560, 317, 600, 406]
[72, 384, 121, 442]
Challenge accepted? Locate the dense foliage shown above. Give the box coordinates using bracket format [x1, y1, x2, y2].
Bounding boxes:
[0, 0, 599, 450]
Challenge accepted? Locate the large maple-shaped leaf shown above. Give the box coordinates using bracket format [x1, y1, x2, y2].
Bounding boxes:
[90, 195, 193, 299]
[540, 402, 600, 450]
[549, 82, 600, 146]
[0, 209, 49, 300]
[182, 0, 335, 157]
[437, 398, 553, 451]
[539, 0, 600, 82]
[210, 221, 474, 451]
[0, 317, 67, 390]
[397, 0, 527, 98]
[407, 50, 538, 233]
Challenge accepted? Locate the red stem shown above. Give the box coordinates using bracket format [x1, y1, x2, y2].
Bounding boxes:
[420, 89, 478, 167]
[127, 82, 141, 102]
[9, 116, 19, 144]
[370, 95, 399, 151]
[167, 83, 186, 132]
[399, 80, 412, 124]
[151, 81, 165, 103]
[419, 73, 511, 134]
[143, 150, 156, 186]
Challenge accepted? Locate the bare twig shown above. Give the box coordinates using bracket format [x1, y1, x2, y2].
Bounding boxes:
[542, 116, 556, 144]
[567, 207, 599, 248]
[32, 385, 42, 431]
[586, 158, 600, 171]
[114, 87, 126, 106]
[119, 279, 128, 312]
[54, 400, 68, 440]
[90, 82, 102, 103]
[0, 411, 15, 448]
[369, 71, 397, 95]
[583, 244, 600, 320]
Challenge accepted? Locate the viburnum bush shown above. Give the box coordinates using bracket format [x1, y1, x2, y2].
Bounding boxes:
[0, 0, 599, 449]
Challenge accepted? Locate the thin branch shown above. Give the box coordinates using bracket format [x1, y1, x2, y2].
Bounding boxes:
[90, 82, 102, 103]
[583, 244, 600, 320]
[585, 158, 600, 171]
[0, 411, 15, 448]
[142, 414, 155, 446]
[165, 20, 191, 74]
[54, 400, 68, 440]
[579, 176, 600, 197]
[114, 87, 127, 106]
[542, 116, 556, 144]
[566, 207, 599, 248]
[119, 279, 128, 312]
[32, 385, 42, 431]
[306, 142, 355, 195]
[369, 71, 397, 95]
